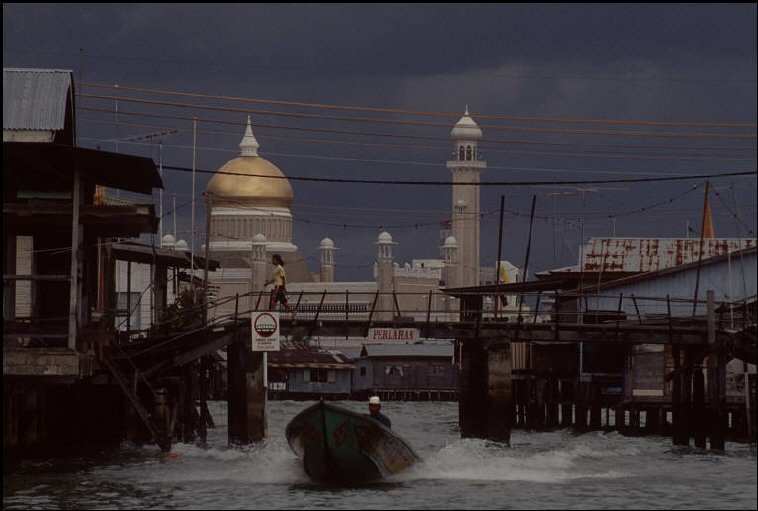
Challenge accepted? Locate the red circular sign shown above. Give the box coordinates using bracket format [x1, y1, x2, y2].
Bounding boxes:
[254, 312, 278, 338]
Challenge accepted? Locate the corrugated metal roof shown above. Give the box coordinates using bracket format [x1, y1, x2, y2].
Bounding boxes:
[581, 237, 756, 273]
[268, 342, 355, 368]
[361, 343, 454, 358]
[588, 245, 757, 294]
[3, 68, 73, 131]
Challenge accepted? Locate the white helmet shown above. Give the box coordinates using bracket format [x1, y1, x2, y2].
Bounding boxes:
[369, 396, 381, 405]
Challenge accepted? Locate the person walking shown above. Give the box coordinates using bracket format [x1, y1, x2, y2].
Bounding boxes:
[265, 254, 297, 318]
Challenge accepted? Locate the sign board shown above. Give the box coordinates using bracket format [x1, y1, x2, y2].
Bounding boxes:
[252, 311, 281, 351]
[367, 327, 420, 343]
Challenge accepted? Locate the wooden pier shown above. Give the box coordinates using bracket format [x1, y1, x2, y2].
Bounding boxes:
[4, 286, 755, 464]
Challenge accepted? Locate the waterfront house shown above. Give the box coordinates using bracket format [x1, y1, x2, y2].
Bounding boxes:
[352, 342, 458, 400]
[266, 341, 354, 399]
[3, 67, 163, 461]
[577, 246, 756, 406]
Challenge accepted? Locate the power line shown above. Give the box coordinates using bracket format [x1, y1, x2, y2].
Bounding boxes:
[163, 163, 756, 186]
[78, 113, 758, 154]
[78, 92, 757, 140]
[79, 81, 757, 129]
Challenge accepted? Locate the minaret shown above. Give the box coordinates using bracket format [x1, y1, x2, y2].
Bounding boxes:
[441, 234, 460, 319]
[319, 237, 336, 283]
[446, 107, 486, 287]
[375, 231, 396, 321]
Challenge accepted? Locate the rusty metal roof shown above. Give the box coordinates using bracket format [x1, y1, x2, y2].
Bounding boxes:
[581, 237, 757, 273]
[3, 68, 73, 132]
[268, 342, 355, 369]
[582, 245, 757, 294]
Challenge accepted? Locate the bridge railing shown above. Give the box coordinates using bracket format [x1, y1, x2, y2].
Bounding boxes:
[199, 288, 755, 334]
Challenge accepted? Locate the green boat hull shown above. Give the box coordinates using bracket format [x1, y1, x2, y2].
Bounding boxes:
[286, 400, 420, 484]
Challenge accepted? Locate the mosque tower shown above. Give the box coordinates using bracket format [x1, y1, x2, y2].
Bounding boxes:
[375, 231, 396, 321]
[318, 237, 337, 283]
[441, 234, 460, 318]
[446, 107, 486, 287]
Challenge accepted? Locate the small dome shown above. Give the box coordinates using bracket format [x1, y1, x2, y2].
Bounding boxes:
[451, 107, 482, 141]
[320, 237, 335, 248]
[175, 239, 190, 251]
[377, 231, 393, 243]
[161, 234, 176, 247]
[252, 233, 267, 243]
[443, 235, 458, 247]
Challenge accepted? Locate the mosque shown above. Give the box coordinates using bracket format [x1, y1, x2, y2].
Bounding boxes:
[190, 109, 522, 341]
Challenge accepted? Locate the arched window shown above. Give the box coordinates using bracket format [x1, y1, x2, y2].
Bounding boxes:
[466, 145, 472, 160]
[458, 146, 465, 160]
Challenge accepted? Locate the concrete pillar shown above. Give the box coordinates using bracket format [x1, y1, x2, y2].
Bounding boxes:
[486, 345, 513, 444]
[227, 335, 267, 446]
[459, 337, 488, 439]
[459, 338, 513, 445]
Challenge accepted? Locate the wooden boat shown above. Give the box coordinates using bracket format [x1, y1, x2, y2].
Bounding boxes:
[285, 400, 420, 483]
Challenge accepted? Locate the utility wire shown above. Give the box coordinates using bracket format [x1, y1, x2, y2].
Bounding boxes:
[163, 163, 755, 186]
[78, 93, 757, 140]
[79, 81, 757, 129]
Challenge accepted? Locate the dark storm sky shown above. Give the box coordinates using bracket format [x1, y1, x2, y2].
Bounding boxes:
[4, 3, 757, 280]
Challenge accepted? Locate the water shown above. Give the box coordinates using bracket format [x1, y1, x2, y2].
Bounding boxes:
[4, 400, 756, 510]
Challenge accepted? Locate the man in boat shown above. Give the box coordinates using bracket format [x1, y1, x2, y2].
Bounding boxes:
[367, 396, 391, 429]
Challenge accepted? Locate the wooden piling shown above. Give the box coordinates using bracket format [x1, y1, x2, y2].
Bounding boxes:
[692, 366, 706, 448]
[560, 380, 573, 428]
[672, 344, 689, 445]
[546, 378, 560, 428]
[706, 290, 726, 451]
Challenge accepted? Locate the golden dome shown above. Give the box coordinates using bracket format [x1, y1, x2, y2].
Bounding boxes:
[206, 156, 293, 207]
[205, 116, 293, 207]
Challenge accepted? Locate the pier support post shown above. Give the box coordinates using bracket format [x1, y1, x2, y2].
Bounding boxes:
[153, 387, 169, 443]
[459, 337, 488, 439]
[589, 384, 602, 430]
[560, 380, 573, 427]
[459, 339, 513, 445]
[672, 345, 691, 446]
[706, 290, 726, 451]
[693, 366, 706, 448]
[546, 377, 560, 428]
[486, 344, 513, 444]
[228, 334, 267, 446]
[575, 382, 588, 430]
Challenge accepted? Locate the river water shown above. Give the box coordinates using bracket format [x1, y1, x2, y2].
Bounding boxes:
[3, 400, 756, 510]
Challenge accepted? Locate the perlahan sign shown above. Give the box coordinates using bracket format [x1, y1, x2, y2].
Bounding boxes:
[252, 311, 280, 351]
[367, 328, 419, 342]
